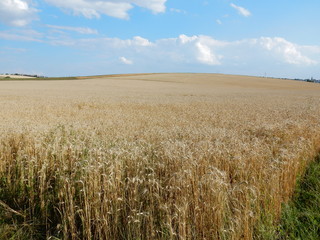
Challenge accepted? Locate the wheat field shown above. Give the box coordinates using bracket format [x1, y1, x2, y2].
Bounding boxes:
[0, 73, 320, 239]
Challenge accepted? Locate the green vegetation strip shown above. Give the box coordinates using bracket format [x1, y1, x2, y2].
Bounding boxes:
[277, 155, 320, 239]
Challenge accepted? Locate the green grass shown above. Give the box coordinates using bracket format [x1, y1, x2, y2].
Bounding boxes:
[277, 155, 320, 240]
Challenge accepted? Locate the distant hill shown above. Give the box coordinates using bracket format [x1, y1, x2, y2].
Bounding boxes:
[0, 74, 37, 79]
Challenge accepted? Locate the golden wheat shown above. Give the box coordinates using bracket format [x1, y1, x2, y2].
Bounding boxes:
[0, 73, 320, 239]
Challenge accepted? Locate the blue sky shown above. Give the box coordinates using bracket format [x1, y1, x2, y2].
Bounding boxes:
[1, 0, 320, 78]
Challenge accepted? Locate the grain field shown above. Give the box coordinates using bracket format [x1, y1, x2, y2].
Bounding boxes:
[0, 73, 320, 239]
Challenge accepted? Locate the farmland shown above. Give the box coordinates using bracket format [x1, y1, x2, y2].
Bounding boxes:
[0, 73, 320, 239]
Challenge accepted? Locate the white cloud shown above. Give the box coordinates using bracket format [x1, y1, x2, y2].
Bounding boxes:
[0, 0, 38, 26]
[260, 37, 317, 65]
[120, 56, 133, 65]
[196, 42, 221, 65]
[2, 30, 318, 78]
[132, 36, 153, 46]
[40, 34, 317, 68]
[170, 8, 187, 14]
[78, 36, 153, 49]
[230, 3, 251, 17]
[216, 19, 222, 25]
[46, 34, 224, 66]
[44, 0, 167, 19]
[46, 25, 98, 34]
[0, 32, 40, 41]
[0, 29, 42, 42]
[132, 0, 166, 13]
[178, 34, 198, 44]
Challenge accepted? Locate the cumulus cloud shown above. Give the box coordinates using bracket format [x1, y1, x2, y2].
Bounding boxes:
[260, 37, 317, 65]
[40, 34, 316, 68]
[196, 42, 222, 65]
[46, 25, 98, 34]
[120, 56, 133, 64]
[131, 36, 153, 46]
[151, 34, 224, 65]
[230, 3, 251, 17]
[132, 0, 166, 13]
[178, 34, 198, 44]
[44, 0, 167, 19]
[2, 30, 317, 77]
[0, 0, 38, 26]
